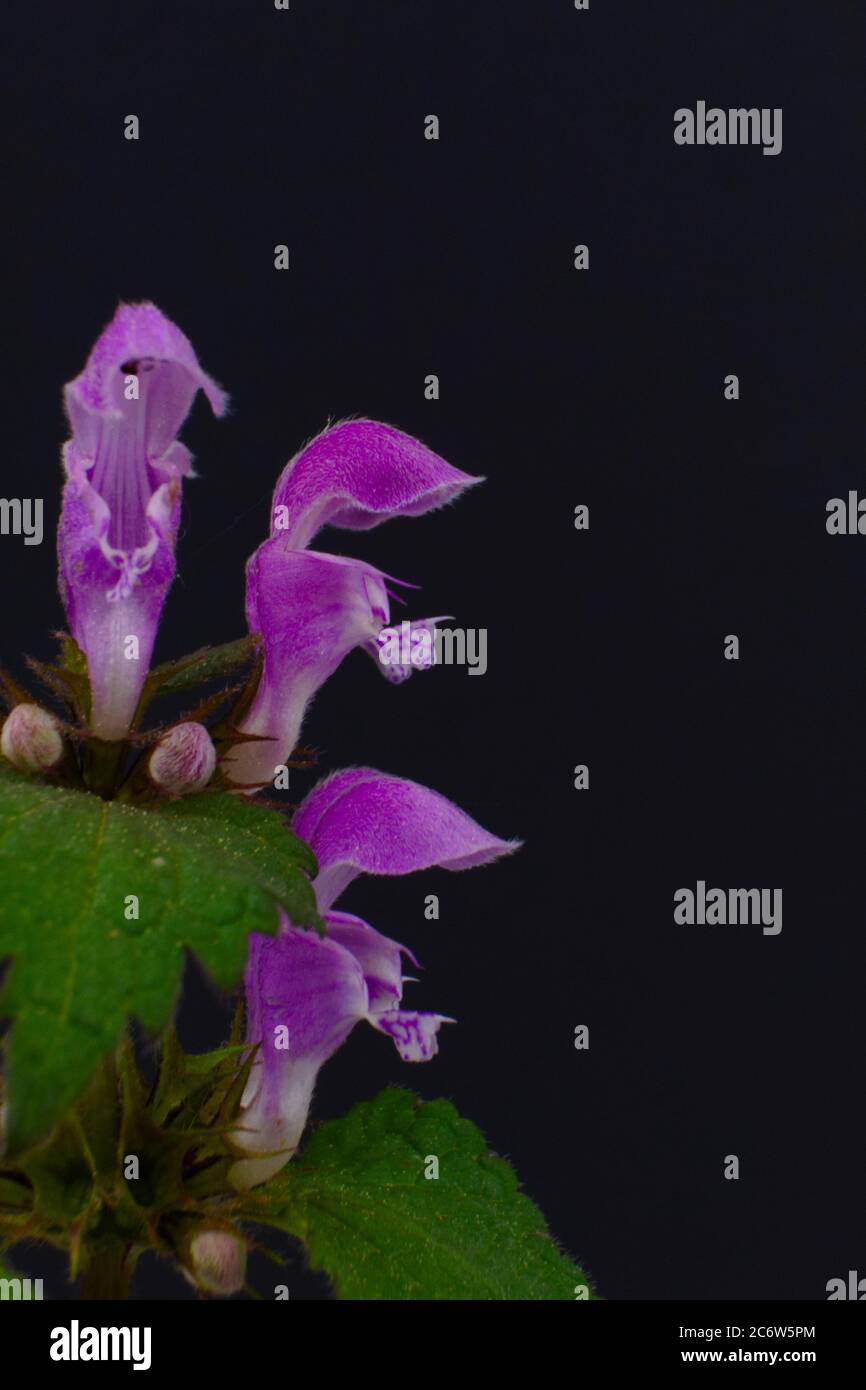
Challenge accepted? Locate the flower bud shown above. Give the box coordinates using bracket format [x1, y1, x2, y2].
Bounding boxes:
[149, 722, 216, 795]
[187, 1229, 247, 1296]
[1, 704, 64, 773]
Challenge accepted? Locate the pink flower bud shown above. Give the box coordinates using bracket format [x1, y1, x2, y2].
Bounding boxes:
[148, 721, 216, 795]
[1, 704, 64, 773]
[187, 1229, 247, 1296]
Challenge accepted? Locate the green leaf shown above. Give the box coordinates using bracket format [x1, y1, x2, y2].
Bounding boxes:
[248, 1088, 594, 1300]
[25, 655, 90, 724]
[144, 636, 261, 696]
[55, 633, 88, 676]
[149, 1026, 252, 1131]
[0, 766, 319, 1154]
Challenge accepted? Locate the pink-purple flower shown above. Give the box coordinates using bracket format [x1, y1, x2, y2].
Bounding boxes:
[230, 769, 518, 1188]
[51, 306, 519, 1201]
[58, 303, 226, 737]
[225, 420, 481, 788]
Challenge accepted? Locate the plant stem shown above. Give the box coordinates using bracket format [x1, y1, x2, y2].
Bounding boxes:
[80, 1243, 132, 1300]
[85, 739, 128, 800]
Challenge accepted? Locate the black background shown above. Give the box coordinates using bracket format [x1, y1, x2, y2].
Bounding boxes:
[1, 1, 863, 1300]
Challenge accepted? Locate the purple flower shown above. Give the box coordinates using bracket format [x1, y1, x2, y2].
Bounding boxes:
[58, 303, 226, 738]
[225, 421, 480, 788]
[267, 418, 481, 549]
[230, 769, 518, 1188]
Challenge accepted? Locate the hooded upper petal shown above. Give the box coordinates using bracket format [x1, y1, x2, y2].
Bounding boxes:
[64, 302, 226, 458]
[293, 768, 520, 910]
[270, 419, 481, 551]
[58, 303, 226, 737]
[227, 545, 392, 788]
[231, 911, 445, 1189]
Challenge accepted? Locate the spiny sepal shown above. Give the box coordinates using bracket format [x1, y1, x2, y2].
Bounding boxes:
[0, 1026, 258, 1295]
